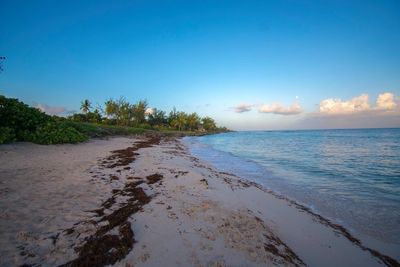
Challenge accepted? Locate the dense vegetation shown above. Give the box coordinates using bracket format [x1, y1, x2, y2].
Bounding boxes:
[69, 97, 227, 133]
[0, 95, 87, 144]
[0, 95, 228, 145]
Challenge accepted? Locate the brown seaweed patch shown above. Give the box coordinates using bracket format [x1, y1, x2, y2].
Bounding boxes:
[170, 169, 189, 178]
[88, 208, 105, 217]
[263, 233, 305, 267]
[146, 173, 163, 184]
[60, 222, 134, 267]
[105, 136, 161, 168]
[61, 182, 151, 267]
[200, 178, 209, 187]
[102, 196, 116, 209]
[110, 175, 119, 180]
[60, 136, 162, 267]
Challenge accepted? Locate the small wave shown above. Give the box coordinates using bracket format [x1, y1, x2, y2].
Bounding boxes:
[183, 129, 400, 251]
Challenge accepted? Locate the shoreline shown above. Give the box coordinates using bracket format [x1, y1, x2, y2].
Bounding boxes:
[184, 133, 400, 261]
[218, 173, 399, 267]
[179, 138, 400, 267]
[0, 136, 398, 266]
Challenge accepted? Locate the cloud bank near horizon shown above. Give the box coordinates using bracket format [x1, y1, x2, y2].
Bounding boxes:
[258, 102, 303, 115]
[233, 102, 303, 115]
[229, 92, 399, 129]
[233, 92, 398, 116]
[301, 92, 400, 130]
[318, 92, 398, 115]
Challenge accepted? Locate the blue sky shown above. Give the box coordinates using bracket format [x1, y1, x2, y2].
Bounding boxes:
[1, 0, 399, 130]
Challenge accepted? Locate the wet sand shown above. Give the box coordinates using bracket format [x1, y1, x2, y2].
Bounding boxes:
[0, 136, 398, 267]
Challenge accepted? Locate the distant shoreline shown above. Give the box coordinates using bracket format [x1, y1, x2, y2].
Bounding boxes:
[229, 127, 400, 132]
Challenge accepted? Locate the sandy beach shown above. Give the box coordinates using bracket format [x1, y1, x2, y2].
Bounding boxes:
[0, 136, 398, 267]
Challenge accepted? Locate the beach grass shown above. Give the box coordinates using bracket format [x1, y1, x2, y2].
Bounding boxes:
[65, 121, 149, 138]
[65, 121, 213, 138]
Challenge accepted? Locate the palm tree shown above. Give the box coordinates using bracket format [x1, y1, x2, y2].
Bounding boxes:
[186, 112, 200, 131]
[148, 109, 166, 126]
[172, 112, 187, 131]
[105, 99, 115, 118]
[80, 99, 91, 114]
[168, 107, 178, 124]
[132, 100, 148, 125]
[202, 117, 216, 131]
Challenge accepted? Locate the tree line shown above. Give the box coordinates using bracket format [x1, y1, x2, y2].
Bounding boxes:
[69, 97, 227, 132]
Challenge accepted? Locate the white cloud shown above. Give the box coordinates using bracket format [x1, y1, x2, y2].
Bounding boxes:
[234, 103, 253, 113]
[304, 92, 400, 128]
[145, 107, 155, 115]
[318, 92, 399, 115]
[34, 103, 66, 115]
[376, 92, 397, 110]
[258, 102, 302, 115]
[319, 94, 370, 115]
[228, 92, 399, 129]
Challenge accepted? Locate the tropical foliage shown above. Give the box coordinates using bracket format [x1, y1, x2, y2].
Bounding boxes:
[0, 94, 228, 145]
[68, 97, 225, 132]
[0, 95, 87, 144]
[80, 99, 91, 114]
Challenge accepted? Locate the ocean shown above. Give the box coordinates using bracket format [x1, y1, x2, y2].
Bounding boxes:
[184, 128, 400, 255]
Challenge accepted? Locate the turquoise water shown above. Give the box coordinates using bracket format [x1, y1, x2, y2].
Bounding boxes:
[184, 128, 400, 248]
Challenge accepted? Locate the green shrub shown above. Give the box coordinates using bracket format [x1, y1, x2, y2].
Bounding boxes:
[30, 122, 88, 144]
[68, 111, 102, 123]
[0, 127, 16, 144]
[64, 121, 109, 137]
[0, 95, 49, 140]
[136, 123, 153, 130]
[65, 121, 147, 137]
[0, 95, 88, 144]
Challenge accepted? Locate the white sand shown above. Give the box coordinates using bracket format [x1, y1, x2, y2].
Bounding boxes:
[0, 137, 135, 266]
[0, 136, 394, 267]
